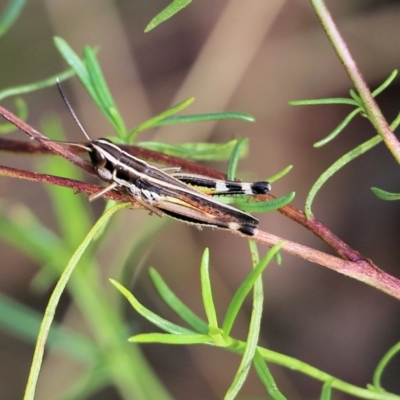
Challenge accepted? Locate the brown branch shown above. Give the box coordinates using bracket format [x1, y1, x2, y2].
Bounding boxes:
[250, 229, 400, 300]
[0, 164, 132, 203]
[0, 137, 222, 179]
[1, 104, 400, 300]
[277, 203, 365, 262]
[0, 131, 375, 263]
[0, 105, 91, 174]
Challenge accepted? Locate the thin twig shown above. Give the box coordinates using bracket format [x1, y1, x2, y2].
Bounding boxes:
[311, 0, 400, 164]
[251, 229, 400, 300]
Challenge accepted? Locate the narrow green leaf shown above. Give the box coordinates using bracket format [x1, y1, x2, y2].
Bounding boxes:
[0, 0, 26, 38]
[371, 187, 400, 201]
[54, 38, 127, 139]
[84, 46, 115, 110]
[149, 268, 209, 334]
[236, 192, 295, 214]
[253, 350, 287, 400]
[227, 138, 248, 180]
[128, 97, 195, 141]
[373, 341, 400, 390]
[110, 279, 195, 335]
[153, 112, 255, 126]
[313, 108, 361, 147]
[130, 333, 210, 345]
[289, 98, 358, 106]
[305, 135, 382, 218]
[222, 243, 285, 337]
[305, 84, 400, 218]
[200, 248, 218, 330]
[145, 0, 192, 32]
[24, 203, 126, 400]
[320, 381, 333, 400]
[248, 239, 260, 265]
[138, 139, 245, 161]
[267, 165, 293, 183]
[225, 241, 264, 400]
[109, 106, 127, 139]
[83, 47, 126, 137]
[391, 111, 400, 132]
[54, 37, 91, 90]
[349, 89, 361, 104]
[0, 69, 74, 101]
[372, 70, 398, 97]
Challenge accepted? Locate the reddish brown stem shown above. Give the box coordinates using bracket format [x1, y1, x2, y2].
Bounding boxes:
[0, 105, 91, 173]
[1, 105, 400, 300]
[251, 229, 400, 300]
[0, 164, 130, 203]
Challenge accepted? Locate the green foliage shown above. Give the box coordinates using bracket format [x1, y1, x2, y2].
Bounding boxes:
[137, 139, 247, 161]
[145, 0, 193, 32]
[0, 69, 74, 132]
[52, 36, 280, 220]
[111, 243, 284, 398]
[290, 70, 400, 218]
[0, 0, 26, 38]
[371, 187, 400, 201]
[0, 33, 282, 398]
[1, 2, 400, 400]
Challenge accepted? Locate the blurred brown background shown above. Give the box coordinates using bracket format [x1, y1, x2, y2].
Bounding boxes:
[0, 0, 400, 399]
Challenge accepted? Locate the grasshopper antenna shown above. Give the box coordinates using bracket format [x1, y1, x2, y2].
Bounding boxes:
[56, 78, 92, 142]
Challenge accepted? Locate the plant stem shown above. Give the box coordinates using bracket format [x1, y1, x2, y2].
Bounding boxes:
[311, 0, 400, 165]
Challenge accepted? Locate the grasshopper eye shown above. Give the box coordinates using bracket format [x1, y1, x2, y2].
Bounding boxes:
[88, 146, 107, 169]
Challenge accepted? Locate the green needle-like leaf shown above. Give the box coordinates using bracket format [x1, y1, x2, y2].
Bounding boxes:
[128, 97, 195, 141]
[372, 70, 398, 97]
[225, 240, 264, 400]
[373, 341, 400, 391]
[83, 47, 127, 138]
[253, 350, 287, 400]
[227, 138, 248, 180]
[84, 47, 115, 110]
[24, 203, 127, 400]
[236, 192, 295, 214]
[149, 268, 209, 334]
[138, 139, 246, 161]
[110, 279, 194, 335]
[0, 69, 74, 101]
[54, 37, 91, 90]
[154, 112, 255, 125]
[222, 243, 285, 337]
[313, 107, 361, 147]
[267, 165, 293, 183]
[289, 98, 358, 106]
[320, 381, 333, 400]
[305, 135, 382, 218]
[130, 333, 210, 345]
[200, 248, 218, 330]
[0, 0, 26, 38]
[371, 187, 400, 201]
[145, 0, 192, 32]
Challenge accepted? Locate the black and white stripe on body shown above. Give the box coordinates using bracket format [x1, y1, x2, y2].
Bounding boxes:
[56, 78, 267, 236]
[87, 138, 261, 235]
[172, 173, 271, 196]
